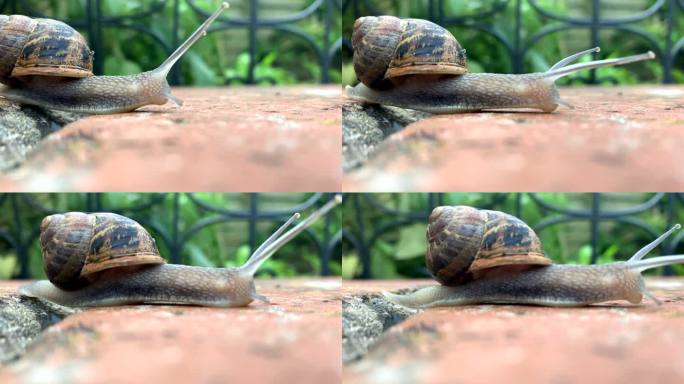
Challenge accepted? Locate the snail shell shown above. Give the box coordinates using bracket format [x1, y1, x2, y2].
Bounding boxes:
[352, 16, 467, 89]
[426, 206, 552, 286]
[40, 212, 165, 290]
[0, 15, 94, 86]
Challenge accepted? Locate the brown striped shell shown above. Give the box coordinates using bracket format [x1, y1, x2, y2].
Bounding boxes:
[0, 15, 94, 86]
[426, 206, 551, 286]
[40, 212, 165, 290]
[352, 16, 467, 89]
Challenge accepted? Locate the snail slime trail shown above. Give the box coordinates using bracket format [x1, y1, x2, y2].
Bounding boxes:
[0, 2, 230, 114]
[347, 16, 655, 113]
[19, 195, 342, 307]
[382, 206, 684, 309]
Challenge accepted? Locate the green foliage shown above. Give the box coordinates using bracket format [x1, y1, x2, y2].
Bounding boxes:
[22, 0, 341, 85]
[342, 193, 684, 280]
[0, 193, 342, 280]
[342, 0, 683, 85]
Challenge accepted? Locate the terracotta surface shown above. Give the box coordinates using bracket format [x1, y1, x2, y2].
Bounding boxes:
[343, 278, 684, 384]
[0, 86, 342, 192]
[0, 278, 341, 384]
[343, 85, 684, 192]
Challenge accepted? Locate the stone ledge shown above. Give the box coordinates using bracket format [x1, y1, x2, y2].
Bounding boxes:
[342, 278, 684, 384]
[343, 85, 684, 192]
[0, 86, 342, 192]
[0, 278, 341, 384]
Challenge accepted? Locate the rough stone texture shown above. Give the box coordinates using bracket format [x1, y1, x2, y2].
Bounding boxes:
[342, 293, 417, 364]
[0, 99, 81, 172]
[343, 85, 684, 191]
[0, 278, 341, 384]
[0, 295, 75, 364]
[0, 86, 341, 191]
[343, 103, 430, 171]
[343, 278, 684, 384]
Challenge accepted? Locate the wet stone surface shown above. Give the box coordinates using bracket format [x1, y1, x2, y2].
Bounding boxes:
[0, 278, 341, 384]
[342, 279, 684, 384]
[343, 85, 684, 191]
[0, 86, 341, 191]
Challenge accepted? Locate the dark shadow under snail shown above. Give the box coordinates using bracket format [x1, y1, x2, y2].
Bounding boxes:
[383, 206, 684, 309]
[346, 16, 656, 114]
[19, 195, 341, 308]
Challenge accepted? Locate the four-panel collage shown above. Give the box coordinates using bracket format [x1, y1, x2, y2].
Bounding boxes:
[1, 1, 683, 384]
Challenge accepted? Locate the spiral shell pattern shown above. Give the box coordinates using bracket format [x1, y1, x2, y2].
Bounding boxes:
[352, 16, 467, 89]
[40, 212, 165, 290]
[0, 15, 93, 85]
[426, 206, 551, 286]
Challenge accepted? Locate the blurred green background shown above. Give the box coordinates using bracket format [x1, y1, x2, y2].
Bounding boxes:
[342, 0, 684, 85]
[3, 0, 341, 85]
[0, 193, 342, 280]
[342, 193, 684, 280]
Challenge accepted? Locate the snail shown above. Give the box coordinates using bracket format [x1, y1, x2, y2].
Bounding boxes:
[383, 206, 684, 308]
[0, 2, 229, 114]
[18, 195, 342, 307]
[346, 16, 656, 113]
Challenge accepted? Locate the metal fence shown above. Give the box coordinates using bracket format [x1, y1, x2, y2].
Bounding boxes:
[1, 0, 341, 84]
[344, 193, 684, 279]
[343, 0, 683, 83]
[0, 193, 341, 279]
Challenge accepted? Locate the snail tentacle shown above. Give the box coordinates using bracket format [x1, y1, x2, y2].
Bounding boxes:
[238, 195, 342, 276]
[629, 224, 681, 262]
[548, 47, 601, 71]
[544, 50, 655, 82]
[156, 2, 229, 77]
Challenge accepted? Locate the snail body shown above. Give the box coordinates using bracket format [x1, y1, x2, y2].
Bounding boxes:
[384, 206, 684, 308]
[347, 16, 656, 113]
[0, 3, 229, 114]
[22, 264, 258, 307]
[19, 195, 341, 307]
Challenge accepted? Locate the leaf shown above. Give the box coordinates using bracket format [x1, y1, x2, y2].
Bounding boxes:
[186, 53, 220, 86]
[577, 244, 592, 265]
[342, 254, 359, 279]
[104, 57, 142, 76]
[0, 255, 17, 279]
[394, 223, 427, 260]
[187, 244, 215, 267]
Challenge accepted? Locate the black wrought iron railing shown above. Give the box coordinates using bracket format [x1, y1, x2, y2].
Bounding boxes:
[343, 0, 683, 84]
[343, 193, 684, 279]
[0, 193, 341, 279]
[1, 0, 341, 84]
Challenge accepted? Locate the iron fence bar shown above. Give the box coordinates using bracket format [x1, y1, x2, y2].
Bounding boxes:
[322, 0, 333, 83]
[10, 195, 27, 278]
[665, 0, 675, 83]
[249, 193, 258, 254]
[590, 193, 600, 263]
[171, 0, 181, 85]
[590, 0, 600, 84]
[352, 194, 370, 279]
[171, 193, 181, 264]
[513, 0, 522, 74]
